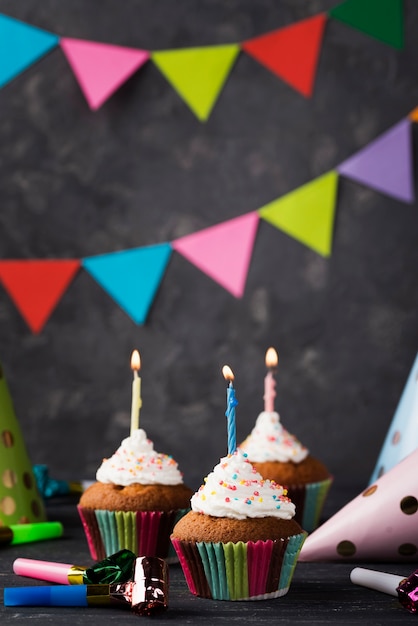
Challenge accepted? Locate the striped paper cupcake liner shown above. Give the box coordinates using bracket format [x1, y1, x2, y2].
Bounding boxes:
[171, 532, 307, 601]
[287, 478, 333, 533]
[78, 506, 189, 562]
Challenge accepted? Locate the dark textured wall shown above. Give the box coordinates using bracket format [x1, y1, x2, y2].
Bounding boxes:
[0, 0, 417, 493]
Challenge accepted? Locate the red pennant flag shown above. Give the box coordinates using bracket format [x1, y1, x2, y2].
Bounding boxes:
[242, 13, 327, 97]
[0, 260, 80, 334]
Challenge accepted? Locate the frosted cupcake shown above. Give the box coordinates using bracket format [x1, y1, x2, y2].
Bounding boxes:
[78, 428, 192, 562]
[171, 449, 306, 601]
[239, 411, 332, 532]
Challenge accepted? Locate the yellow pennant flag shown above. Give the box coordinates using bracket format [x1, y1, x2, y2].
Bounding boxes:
[258, 171, 339, 257]
[151, 44, 240, 121]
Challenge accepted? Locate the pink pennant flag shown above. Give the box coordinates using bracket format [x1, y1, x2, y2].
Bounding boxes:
[60, 38, 150, 110]
[172, 212, 260, 298]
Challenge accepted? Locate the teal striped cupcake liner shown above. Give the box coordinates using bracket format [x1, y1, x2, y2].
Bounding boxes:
[288, 478, 333, 533]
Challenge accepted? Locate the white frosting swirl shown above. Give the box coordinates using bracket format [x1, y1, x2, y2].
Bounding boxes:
[239, 411, 308, 463]
[96, 428, 184, 486]
[190, 449, 295, 520]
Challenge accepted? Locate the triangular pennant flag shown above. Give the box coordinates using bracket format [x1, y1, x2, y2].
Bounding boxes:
[369, 354, 418, 484]
[241, 14, 327, 98]
[0, 260, 80, 334]
[300, 448, 418, 562]
[82, 244, 172, 324]
[151, 44, 240, 121]
[337, 119, 414, 203]
[172, 213, 259, 297]
[60, 38, 150, 110]
[258, 171, 338, 257]
[329, 0, 404, 49]
[409, 107, 418, 123]
[0, 14, 59, 88]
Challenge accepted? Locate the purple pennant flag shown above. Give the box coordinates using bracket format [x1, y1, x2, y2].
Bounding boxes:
[337, 119, 414, 203]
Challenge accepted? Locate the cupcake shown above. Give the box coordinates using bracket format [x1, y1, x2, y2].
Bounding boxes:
[78, 428, 193, 562]
[239, 411, 332, 532]
[171, 449, 306, 601]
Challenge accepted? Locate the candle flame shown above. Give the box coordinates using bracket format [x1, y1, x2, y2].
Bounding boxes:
[222, 365, 234, 382]
[265, 347, 278, 369]
[130, 350, 141, 372]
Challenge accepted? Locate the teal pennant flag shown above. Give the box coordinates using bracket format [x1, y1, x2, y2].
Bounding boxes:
[82, 244, 173, 324]
[0, 14, 59, 88]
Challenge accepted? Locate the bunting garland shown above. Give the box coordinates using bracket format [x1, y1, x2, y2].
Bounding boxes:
[0, 3, 415, 333]
[0, 2, 406, 117]
[0, 113, 415, 333]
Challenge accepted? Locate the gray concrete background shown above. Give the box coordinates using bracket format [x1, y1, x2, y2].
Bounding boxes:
[0, 0, 417, 492]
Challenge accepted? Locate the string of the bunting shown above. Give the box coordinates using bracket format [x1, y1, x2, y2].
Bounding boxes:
[0, 0, 404, 120]
[0, 110, 415, 334]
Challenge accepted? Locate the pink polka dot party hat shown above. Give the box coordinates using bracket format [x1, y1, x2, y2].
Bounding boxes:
[299, 447, 418, 562]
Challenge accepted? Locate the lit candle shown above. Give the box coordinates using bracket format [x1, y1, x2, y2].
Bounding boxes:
[222, 365, 238, 455]
[130, 350, 142, 436]
[264, 347, 278, 412]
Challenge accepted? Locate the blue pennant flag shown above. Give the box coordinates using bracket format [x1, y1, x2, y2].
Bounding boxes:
[82, 244, 173, 324]
[0, 14, 59, 88]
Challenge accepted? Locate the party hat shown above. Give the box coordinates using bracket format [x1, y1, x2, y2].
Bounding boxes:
[369, 353, 418, 483]
[299, 448, 418, 562]
[0, 361, 46, 524]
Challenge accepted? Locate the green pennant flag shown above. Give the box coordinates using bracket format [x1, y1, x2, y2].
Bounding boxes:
[151, 44, 240, 121]
[329, 0, 403, 49]
[258, 171, 339, 257]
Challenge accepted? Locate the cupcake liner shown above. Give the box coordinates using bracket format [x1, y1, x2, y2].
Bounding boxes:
[171, 532, 306, 601]
[288, 477, 333, 533]
[78, 506, 102, 561]
[78, 506, 189, 561]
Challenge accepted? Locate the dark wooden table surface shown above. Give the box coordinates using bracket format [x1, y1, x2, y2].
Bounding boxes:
[0, 490, 416, 624]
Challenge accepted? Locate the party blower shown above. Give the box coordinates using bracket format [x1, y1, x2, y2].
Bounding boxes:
[0, 522, 63, 547]
[4, 556, 168, 616]
[351, 567, 418, 614]
[13, 549, 137, 585]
